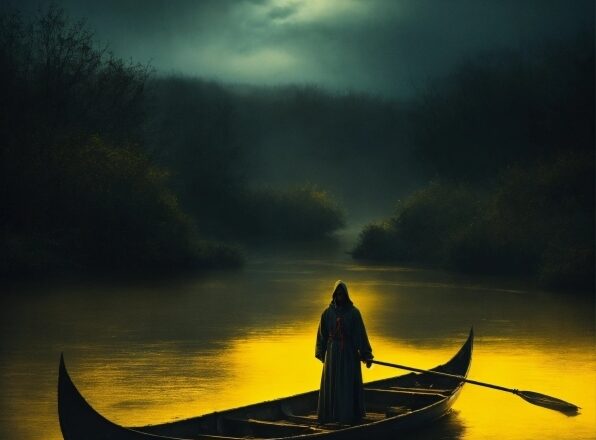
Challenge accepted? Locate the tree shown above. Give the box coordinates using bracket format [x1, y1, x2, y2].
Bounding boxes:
[0, 5, 151, 149]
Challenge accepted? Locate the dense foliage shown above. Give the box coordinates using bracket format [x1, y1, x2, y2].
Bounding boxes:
[146, 77, 410, 220]
[406, 34, 594, 182]
[2, 6, 591, 289]
[0, 7, 240, 278]
[221, 185, 345, 241]
[353, 34, 594, 291]
[353, 183, 482, 264]
[353, 151, 594, 290]
[146, 78, 347, 242]
[0, 6, 346, 279]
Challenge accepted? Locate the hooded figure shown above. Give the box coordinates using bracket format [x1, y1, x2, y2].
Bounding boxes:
[315, 280, 374, 424]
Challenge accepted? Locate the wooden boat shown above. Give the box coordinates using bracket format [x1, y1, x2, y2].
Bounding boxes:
[58, 329, 473, 440]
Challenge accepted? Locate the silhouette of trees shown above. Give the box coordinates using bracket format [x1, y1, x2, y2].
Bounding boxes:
[406, 34, 594, 182]
[146, 78, 348, 241]
[1, 5, 150, 149]
[0, 6, 240, 278]
[353, 34, 594, 291]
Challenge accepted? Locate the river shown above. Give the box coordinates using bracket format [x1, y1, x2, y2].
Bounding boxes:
[1, 244, 594, 439]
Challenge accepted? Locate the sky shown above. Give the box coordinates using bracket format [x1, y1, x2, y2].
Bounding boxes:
[11, 0, 595, 97]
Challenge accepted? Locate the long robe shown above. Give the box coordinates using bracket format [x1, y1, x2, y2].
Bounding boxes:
[315, 302, 373, 424]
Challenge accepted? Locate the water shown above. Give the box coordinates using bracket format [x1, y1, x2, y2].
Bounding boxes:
[1, 249, 594, 439]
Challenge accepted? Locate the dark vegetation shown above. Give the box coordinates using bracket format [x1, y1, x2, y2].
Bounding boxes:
[145, 76, 410, 225]
[230, 185, 345, 242]
[0, 7, 242, 278]
[0, 6, 347, 279]
[2, 6, 592, 291]
[145, 78, 348, 240]
[353, 34, 595, 291]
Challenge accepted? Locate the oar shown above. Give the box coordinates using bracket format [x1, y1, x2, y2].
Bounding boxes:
[370, 359, 580, 415]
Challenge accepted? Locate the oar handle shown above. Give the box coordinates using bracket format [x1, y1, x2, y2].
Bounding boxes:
[370, 360, 516, 394]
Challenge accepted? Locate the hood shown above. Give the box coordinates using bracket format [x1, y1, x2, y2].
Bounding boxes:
[331, 280, 354, 308]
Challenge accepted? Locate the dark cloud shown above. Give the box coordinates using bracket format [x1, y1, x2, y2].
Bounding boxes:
[7, 0, 593, 97]
[267, 4, 300, 21]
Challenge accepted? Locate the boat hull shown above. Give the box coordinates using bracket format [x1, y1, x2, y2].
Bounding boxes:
[58, 329, 473, 439]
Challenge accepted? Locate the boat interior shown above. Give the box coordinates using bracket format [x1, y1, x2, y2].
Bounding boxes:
[136, 371, 461, 439]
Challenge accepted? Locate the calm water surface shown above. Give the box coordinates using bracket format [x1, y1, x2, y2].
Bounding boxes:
[1, 248, 594, 439]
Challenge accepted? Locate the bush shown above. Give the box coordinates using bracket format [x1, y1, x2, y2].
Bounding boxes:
[352, 223, 403, 262]
[1, 135, 242, 277]
[483, 151, 594, 288]
[352, 182, 482, 263]
[56, 136, 204, 271]
[352, 151, 594, 291]
[208, 184, 346, 242]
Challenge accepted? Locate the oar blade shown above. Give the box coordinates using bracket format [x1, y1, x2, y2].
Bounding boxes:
[517, 390, 580, 416]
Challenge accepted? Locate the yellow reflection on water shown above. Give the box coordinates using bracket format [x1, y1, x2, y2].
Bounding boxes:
[5, 272, 593, 440]
[455, 345, 596, 440]
[75, 329, 595, 440]
[78, 328, 470, 425]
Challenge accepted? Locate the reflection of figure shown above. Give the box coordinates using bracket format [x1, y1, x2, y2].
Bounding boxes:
[315, 280, 374, 424]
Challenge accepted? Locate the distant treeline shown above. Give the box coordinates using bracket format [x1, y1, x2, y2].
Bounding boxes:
[144, 77, 349, 240]
[0, 6, 346, 279]
[353, 34, 594, 291]
[143, 76, 413, 228]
